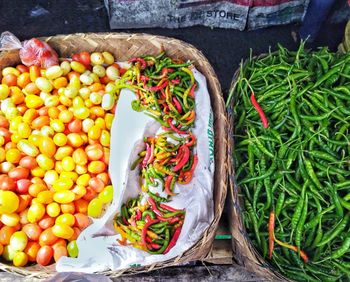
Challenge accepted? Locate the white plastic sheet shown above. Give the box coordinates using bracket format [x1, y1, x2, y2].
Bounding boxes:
[57, 68, 215, 273]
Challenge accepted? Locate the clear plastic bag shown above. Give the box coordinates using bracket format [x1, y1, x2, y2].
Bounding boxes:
[0, 31, 58, 68]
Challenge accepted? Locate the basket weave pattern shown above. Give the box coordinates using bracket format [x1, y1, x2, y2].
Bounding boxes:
[0, 33, 228, 278]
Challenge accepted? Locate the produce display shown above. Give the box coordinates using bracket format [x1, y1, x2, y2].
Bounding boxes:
[114, 54, 198, 254]
[229, 43, 350, 280]
[0, 35, 200, 268]
[0, 39, 121, 266]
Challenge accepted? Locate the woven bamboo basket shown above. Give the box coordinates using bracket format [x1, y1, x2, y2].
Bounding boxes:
[227, 62, 287, 281]
[0, 33, 228, 278]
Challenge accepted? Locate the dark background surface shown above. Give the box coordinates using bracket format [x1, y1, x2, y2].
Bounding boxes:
[0, 0, 348, 98]
[0, 0, 349, 280]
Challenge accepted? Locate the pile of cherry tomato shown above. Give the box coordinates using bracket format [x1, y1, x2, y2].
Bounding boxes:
[0, 49, 120, 267]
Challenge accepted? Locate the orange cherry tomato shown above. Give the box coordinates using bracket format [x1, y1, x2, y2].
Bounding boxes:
[16, 194, 32, 212]
[24, 241, 40, 262]
[52, 238, 67, 250]
[53, 245, 68, 262]
[82, 187, 97, 201]
[20, 156, 38, 169]
[89, 177, 105, 193]
[0, 128, 11, 143]
[39, 228, 58, 246]
[38, 215, 55, 230]
[38, 106, 49, 116]
[60, 203, 75, 214]
[85, 144, 103, 161]
[74, 213, 91, 230]
[2, 74, 17, 86]
[29, 66, 41, 82]
[36, 245, 53, 266]
[16, 65, 29, 73]
[68, 119, 82, 133]
[0, 175, 16, 191]
[0, 116, 9, 128]
[67, 71, 80, 80]
[28, 183, 47, 197]
[32, 116, 50, 129]
[17, 73, 31, 88]
[24, 82, 40, 95]
[8, 167, 30, 180]
[0, 226, 15, 245]
[68, 227, 81, 241]
[74, 199, 88, 214]
[96, 172, 110, 185]
[22, 223, 42, 241]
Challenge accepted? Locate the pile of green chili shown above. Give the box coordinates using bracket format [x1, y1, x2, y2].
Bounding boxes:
[228, 43, 350, 281]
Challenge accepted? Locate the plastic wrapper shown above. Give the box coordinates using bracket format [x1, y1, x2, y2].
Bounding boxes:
[0, 31, 58, 68]
[56, 68, 215, 273]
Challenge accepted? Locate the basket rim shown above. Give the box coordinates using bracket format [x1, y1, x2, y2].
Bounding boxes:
[0, 31, 229, 278]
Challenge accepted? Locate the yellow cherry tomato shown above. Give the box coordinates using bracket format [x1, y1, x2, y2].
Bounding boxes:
[46, 202, 60, 218]
[27, 203, 45, 223]
[36, 154, 55, 171]
[37, 190, 54, 204]
[53, 191, 75, 204]
[53, 178, 74, 191]
[53, 133, 68, 146]
[13, 251, 28, 267]
[25, 95, 44, 109]
[17, 140, 39, 157]
[61, 156, 75, 172]
[56, 214, 75, 227]
[52, 224, 74, 239]
[44, 170, 59, 186]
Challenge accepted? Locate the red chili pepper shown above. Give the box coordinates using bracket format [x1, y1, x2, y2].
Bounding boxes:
[189, 83, 196, 98]
[178, 155, 197, 185]
[186, 134, 196, 147]
[173, 145, 190, 172]
[142, 143, 151, 167]
[164, 175, 177, 196]
[123, 218, 129, 225]
[172, 97, 183, 113]
[147, 139, 155, 165]
[129, 215, 136, 227]
[140, 75, 150, 82]
[141, 219, 160, 246]
[167, 118, 187, 135]
[145, 237, 161, 249]
[129, 57, 147, 69]
[117, 238, 127, 246]
[171, 79, 180, 85]
[160, 204, 182, 212]
[157, 215, 180, 223]
[147, 197, 163, 217]
[136, 209, 142, 221]
[268, 211, 275, 259]
[250, 92, 269, 128]
[164, 227, 182, 254]
[170, 147, 184, 164]
[147, 80, 169, 91]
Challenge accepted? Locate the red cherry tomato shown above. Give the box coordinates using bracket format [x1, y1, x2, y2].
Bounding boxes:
[68, 119, 82, 133]
[0, 175, 16, 191]
[72, 54, 80, 62]
[38, 215, 55, 230]
[0, 116, 9, 128]
[22, 223, 42, 241]
[36, 245, 53, 266]
[19, 156, 38, 170]
[0, 128, 11, 143]
[16, 179, 32, 194]
[39, 228, 58, 246]
[53, 245, 68, 262]
[79, 52, 91, 66]
[8, 167, 30, 180]
[1, 74, 17, 86]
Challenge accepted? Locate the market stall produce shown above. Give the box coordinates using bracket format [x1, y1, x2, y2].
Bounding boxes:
[0, 33, 227, 278]
[228, 43, 350, 281]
